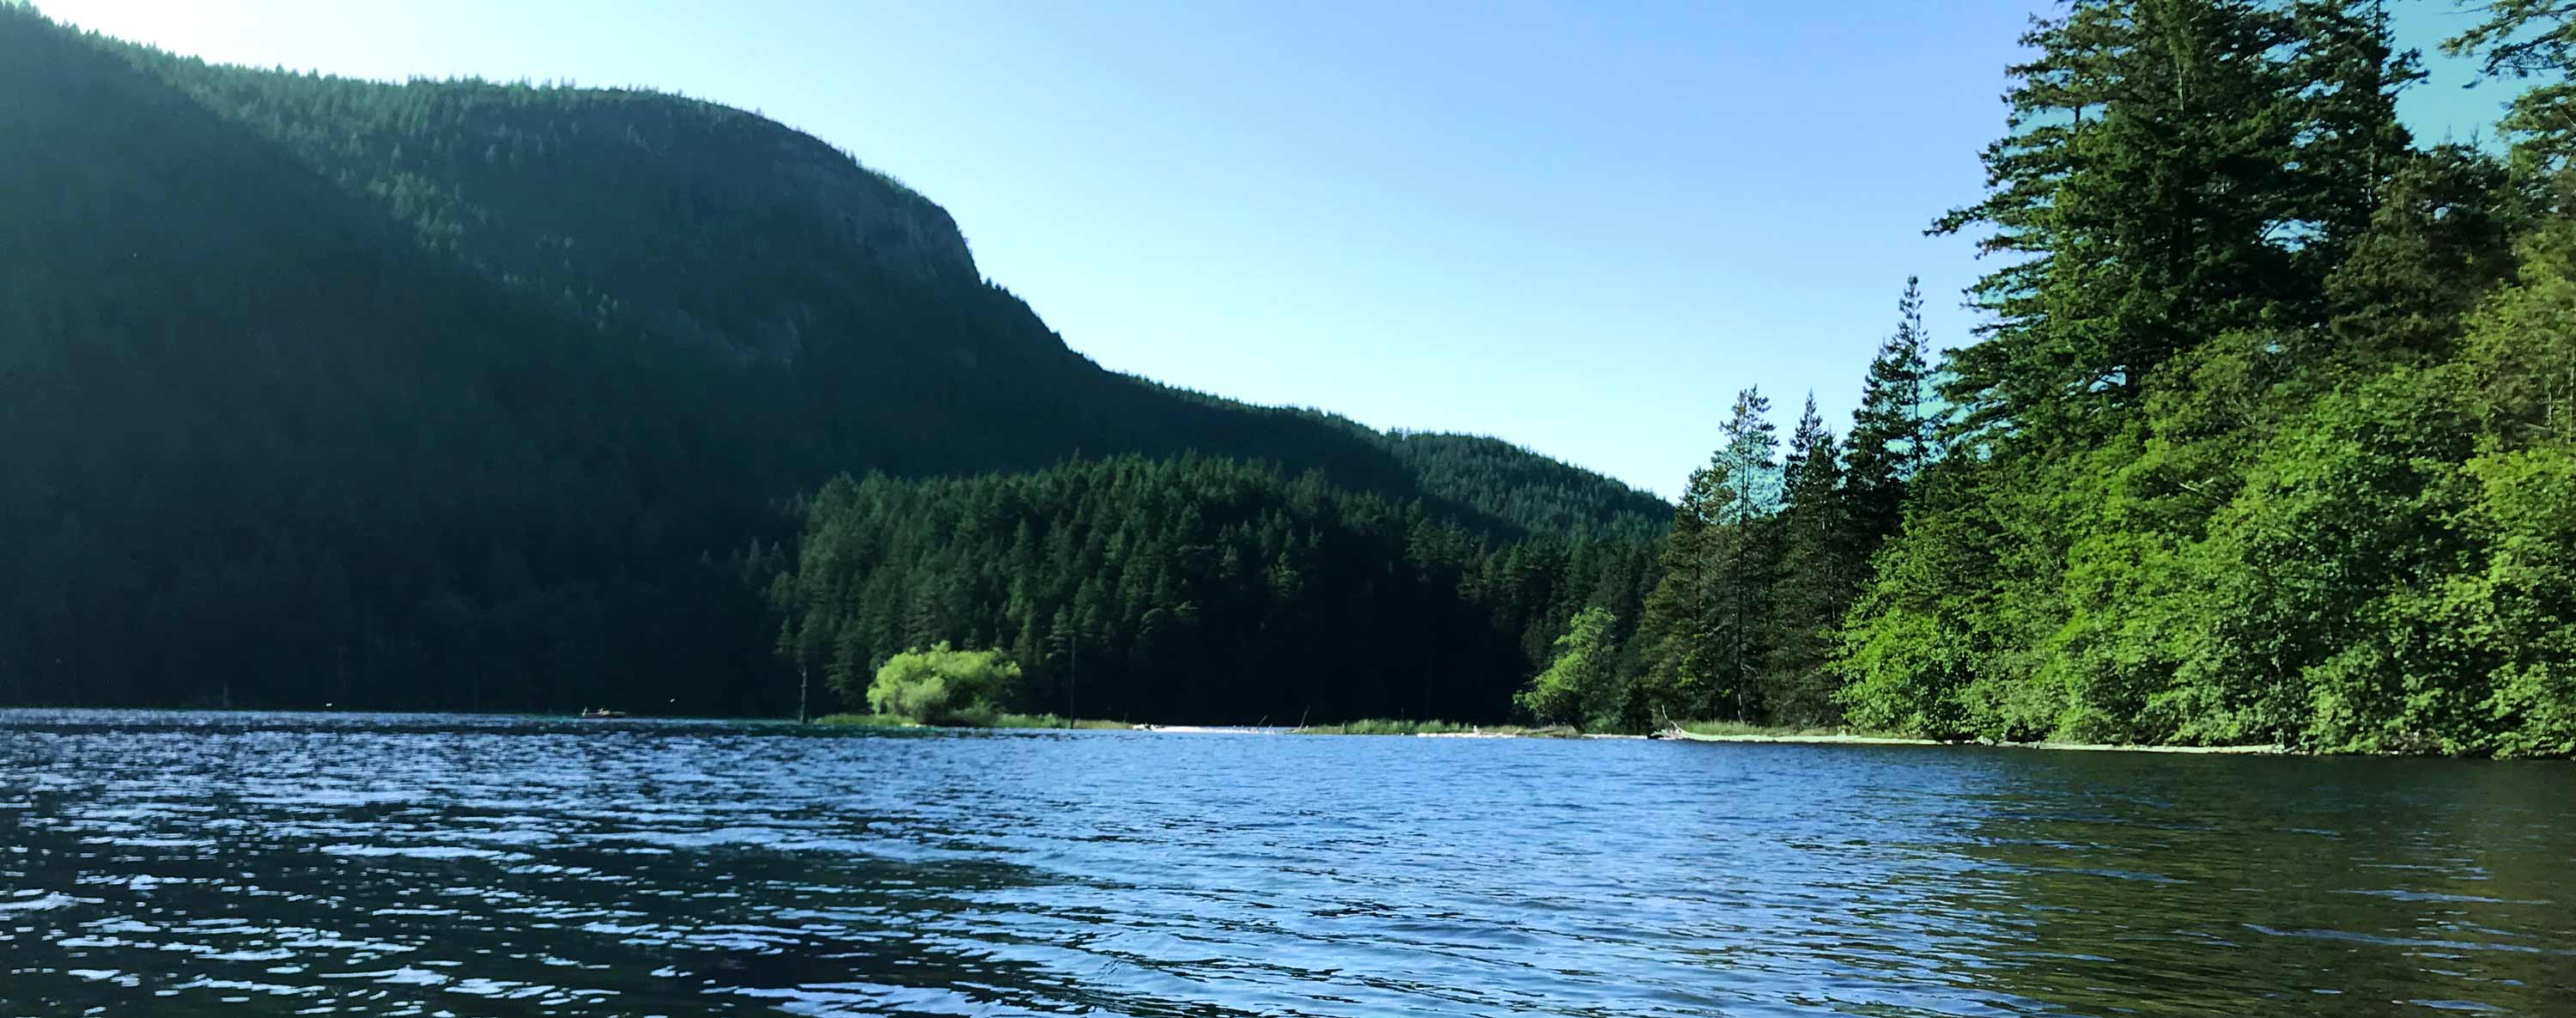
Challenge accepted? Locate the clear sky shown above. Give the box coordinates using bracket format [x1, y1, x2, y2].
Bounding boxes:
[43, 0, 2513, 498]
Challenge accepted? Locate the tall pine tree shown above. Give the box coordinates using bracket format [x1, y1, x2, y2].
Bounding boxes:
[1637, 387, 1779, 722]
[1844, 276, 1937, 545]
[1930, 0, 2415, 437]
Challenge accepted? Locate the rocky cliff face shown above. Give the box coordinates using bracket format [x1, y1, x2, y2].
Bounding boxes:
[775, 139, 978, 283]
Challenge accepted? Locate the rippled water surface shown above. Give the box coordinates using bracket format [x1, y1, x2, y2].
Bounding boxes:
[3, 711, 2570, 1016]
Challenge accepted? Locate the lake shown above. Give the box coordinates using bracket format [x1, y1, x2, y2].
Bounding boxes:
[1, 711, 2568, 1016]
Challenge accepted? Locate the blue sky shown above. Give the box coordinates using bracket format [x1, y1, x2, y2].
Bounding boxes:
[47, 0, 2513, 497]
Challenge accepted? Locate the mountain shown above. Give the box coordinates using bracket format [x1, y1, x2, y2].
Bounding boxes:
[0, 9, 1664, 714]
[95, 27, 1671, 534]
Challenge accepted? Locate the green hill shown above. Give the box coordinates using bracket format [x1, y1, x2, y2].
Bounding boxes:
[0, 9, 1664, 714]
[97, 26, 1670, 537]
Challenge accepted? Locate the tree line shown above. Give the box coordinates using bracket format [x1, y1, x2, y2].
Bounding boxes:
[1588, 0, 2572, 756]
[765, 456, 1658, 726]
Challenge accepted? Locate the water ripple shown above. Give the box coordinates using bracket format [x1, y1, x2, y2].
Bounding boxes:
[0, 710, 2569, 1016]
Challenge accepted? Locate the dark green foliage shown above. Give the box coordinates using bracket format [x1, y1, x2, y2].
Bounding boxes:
[15, 0, 2573, 753]
[1379, 432, 1673, 542]
[0, 8, 779, 713]
[0, 9, 1665, 713]
[91, 25, 1670, 535]
[1844, 277, 1940, 542]
[767, 457, 1656, 725]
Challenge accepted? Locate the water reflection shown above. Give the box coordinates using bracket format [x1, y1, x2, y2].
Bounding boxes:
[1921, 753, 2576, 1017]
[0, 711, 2567, 1016]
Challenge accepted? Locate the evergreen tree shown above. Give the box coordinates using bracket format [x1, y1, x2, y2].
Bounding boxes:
[2323, 146, 2519, 367]
[1708, 387, 1783, 721]
[1760, 395, 1856, 724]
[1931, 0, 2415, 436]
[1631, 464, 1728, 728]
[1844, 277, 1937, 544]
[769, 456, 1660, 726]
[14, 1, 2576, 757]
[2288, 0, 2424, 271]
[1712, 387, 1783, 527]
[1842, 0, 2497, 751]
[1637, 387, 1779, 722]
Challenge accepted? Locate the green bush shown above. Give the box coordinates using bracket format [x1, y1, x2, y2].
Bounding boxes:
[865, 643, 1024, 725]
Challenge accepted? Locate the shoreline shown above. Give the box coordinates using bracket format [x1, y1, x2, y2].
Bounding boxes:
[8, 708, 2509, 757]
[1658, 729, 2287, 754]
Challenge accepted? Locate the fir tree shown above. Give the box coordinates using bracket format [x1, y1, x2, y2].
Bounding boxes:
[1844, 277, 1937, 544]
[1637, 387, 1779, 722]
[1761, 395, 1856, 724]
[1931, 0, 2415, 435]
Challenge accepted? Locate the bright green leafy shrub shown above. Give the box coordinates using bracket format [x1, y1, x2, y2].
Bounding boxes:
[865, 643, 1023, 726]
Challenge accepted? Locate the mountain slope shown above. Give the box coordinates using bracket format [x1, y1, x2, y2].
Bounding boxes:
[4, 10, 792, 710]
[0, 9, 1665, 713]
[102, 31, 1674, 539]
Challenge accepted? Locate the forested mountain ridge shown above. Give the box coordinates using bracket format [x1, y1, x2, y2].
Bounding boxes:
[0, 8, 1665, 714]
[5, 9, 784, 711]
[110, 36, 987, 356]
[84, 23, 1670, 535]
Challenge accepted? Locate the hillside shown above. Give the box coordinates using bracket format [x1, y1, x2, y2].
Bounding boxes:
[0, 9, 1665, 714]
[98, 27, 1674, 538]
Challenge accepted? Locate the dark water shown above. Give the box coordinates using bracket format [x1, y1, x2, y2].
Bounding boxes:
[1, 712, 2568, 1017]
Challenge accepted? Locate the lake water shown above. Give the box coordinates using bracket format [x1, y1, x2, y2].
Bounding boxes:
[1, 711, 2568, 1017]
